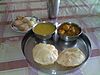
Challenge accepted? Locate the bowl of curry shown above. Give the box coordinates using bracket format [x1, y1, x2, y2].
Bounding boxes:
[57, 22, 82, 41]
[32, 22, 56, 40]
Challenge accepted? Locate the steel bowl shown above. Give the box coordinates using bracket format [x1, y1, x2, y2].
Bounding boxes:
[57, 22, 82, 41]
[32, 22, 56, 40]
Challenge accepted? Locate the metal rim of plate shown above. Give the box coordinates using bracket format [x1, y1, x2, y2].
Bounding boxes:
[10, 16, 41, 33]
[21, 29, 91, 74]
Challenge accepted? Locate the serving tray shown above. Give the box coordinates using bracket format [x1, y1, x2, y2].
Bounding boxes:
[21, 29, 91, 74]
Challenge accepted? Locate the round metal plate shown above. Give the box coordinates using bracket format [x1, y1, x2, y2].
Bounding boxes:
[21, 29, 91, 74]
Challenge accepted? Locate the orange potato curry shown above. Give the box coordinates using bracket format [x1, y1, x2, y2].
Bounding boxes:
[58, 23, 81, 36]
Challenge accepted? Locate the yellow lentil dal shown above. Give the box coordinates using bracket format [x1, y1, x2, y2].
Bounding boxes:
[33, 23, 56, 35]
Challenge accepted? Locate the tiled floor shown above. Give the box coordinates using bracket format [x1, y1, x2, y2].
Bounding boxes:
[80, 56, 100, 75]
[0, 0, 100, 75]
[0, 40, 25, 62]
[0, 68, 28, 75]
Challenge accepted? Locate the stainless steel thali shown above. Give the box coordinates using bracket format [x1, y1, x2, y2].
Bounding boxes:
[21, 29, 91, 75]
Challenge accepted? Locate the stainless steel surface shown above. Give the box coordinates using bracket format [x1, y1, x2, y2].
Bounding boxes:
[21, 29, 91, 75]
[47, 0, 60, 19]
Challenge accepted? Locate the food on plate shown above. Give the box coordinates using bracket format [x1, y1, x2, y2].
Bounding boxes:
[14, 20, 23, 26]
[57, 48, 85, 67]
[30, 17, 38, 25]
[58, 23, 81, 36]
[22, 17, 29, 23]
[18, 23, 30, 31]
[16, 16, 24, 20]
[32, 43, 58, 65]
[33, 22, 56, 36]
[13, 16, 32, 31]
